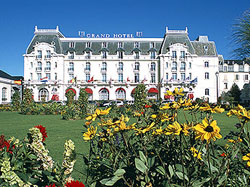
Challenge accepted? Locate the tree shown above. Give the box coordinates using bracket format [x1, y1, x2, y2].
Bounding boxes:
[230, 83, 241, 104]
[65, 90, 75, 106]
[134, 84, 147, 111]
[78, 88, 89, 118]
[232, 9, 250, 59]
[11, 91, 21, 111]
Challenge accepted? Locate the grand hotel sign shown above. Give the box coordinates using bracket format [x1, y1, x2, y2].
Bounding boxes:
[78, 31, 143, 38]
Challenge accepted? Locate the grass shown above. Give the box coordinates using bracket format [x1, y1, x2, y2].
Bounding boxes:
[0, 110, 240, 181]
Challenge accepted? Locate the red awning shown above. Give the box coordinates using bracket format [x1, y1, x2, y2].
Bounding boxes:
[148, 88, 159, 94]
[66, 88, 76, 95]
[99, 88, 109, 93]
[85, 88, 93, 94]
[51, 94, 59, 101]
[116, 88, 126, 93]
[131, 88, 136, 94]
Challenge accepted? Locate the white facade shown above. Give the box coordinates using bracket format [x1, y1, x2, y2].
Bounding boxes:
[23, 26, 231, 103]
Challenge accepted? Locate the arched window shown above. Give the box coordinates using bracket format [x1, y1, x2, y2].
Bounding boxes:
[118, 62, 123, 71]
[99, 88, 109, 100]
[86, 62, 91, 71]
[38, 88, 49, 101]
[134, 62, 140, 71]
[37, 61, 42, 71]
[102, 62, 107, 71]
[172, 62, 177, 70]
[2, 87, 7, 101]
[205, 72, 209, 79]
[180, 62, 186, 70]
[116, 88, 126, 100]
[204, 61, 209, 67]
[69, 62, 74, 71]
[151, 62, 156, 71]
[205, 88, 209, 96]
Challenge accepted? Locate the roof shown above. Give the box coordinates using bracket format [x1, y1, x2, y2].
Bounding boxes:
[224, 60, 244, 65]
[0, 70, 23, 80]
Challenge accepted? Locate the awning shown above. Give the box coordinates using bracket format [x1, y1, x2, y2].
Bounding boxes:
[85, 88, 93, 94]
[116, 88, 126, 93]
[131, 88, 136, 94]
[66, 88, 76, 95]
[51, 94, 59, 101]
[99, 88, 109, 93]
[148, 88, 159, 94]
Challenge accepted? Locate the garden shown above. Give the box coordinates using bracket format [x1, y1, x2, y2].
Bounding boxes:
[1, 85, 250, 186]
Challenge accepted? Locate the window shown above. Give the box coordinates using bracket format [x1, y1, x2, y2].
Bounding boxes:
[228, 65, 234, 72]
[235, 74, 239, 80]
[118, 62, 123, 71]
[45, 61, 51, 71]
[37, 61, 42, 71]
[245, 74, 249, 81]
[150, 42, 155, 48]
[172, 51, 177, 58]
[134, 42, 139, 48]
[46, 73, 51, 80]
[189, 62, 192, 69]
[134, 62, 140, 71]
[86, 62, 91, 71]
[151, 73, 156, 83]
[99, 88, 109, 100]
[69, 42, 75, 48]
[189, 73, 192, 80]
[118, 73, 123, 82]
[102, 51, 107, 59]
[205, 88, 209, 95]
[2, 87, 7, 101]
[86, 73, 90, 82]
[239, 65, 244, 72]
[180, 62, 186, 71]
[55, 73, 57, 80]
[166, 62, 168, 68]
[180, 51, 185, 58]
[37, 50, 42, 59]
[86, 42, 91, 48]
[181, 73, 185, 81]
[69, 73, 74, 80]
[118, 42, 123, 48]
[166, 73, 168, 80]
[204, 61, 209, 67]
[118, 51, 123, 59]
[102, 62, 107, 71]
[135, 73, 140, 83]
[46, 50, 51, 58]
[102, 73, 107, 82]
[249, 66, 250, 72]
[224, 66, 228, 72]
[102, 42, 107, 48]
[55, 62, 57, 68]
[224, 83, 228, 89]
[116, 89, 126, 100]
[86, 52, 91, 59]
[150, 62, 156, 71]
[135, 52, 140, 59]
[37, 73, 42, 80]
[69, 62, 74, 71]
[150, 51, 156, 59]
[30, 73, 33, 80]
[69, 52, 74, 59]
[219, 65, 223, 72]
[38, 88, 49, 101]
[172, 62, 177, 70]
[30, 62, 33, 68]
[172, 73, 177, 80]
[205, 72, 209, 79]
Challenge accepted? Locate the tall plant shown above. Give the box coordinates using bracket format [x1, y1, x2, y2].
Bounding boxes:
[134, 84, 147, 111]
[65, 90, 75, 106]
[78, 88, 89, 118]
[11, 91, 21, 111]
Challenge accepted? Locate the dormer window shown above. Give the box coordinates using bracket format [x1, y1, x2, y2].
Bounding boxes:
[118, 42, 123, 48]
[86, 52, 91, 59]
[69, 42, 75, 48]
[102, 51, 107, 59]
[135, 51, 140, 59]
[118, 51, 123, 59]
[150, 42, 155, 48]
[150, 51, 156, 59]
[69, 52, 74, 59]
[204, 46, 208, 54]
[102, 42, 107, 48]
[86, 42, 91, 48]
[134, 42, 139, 48]
[37, 50, 42, 59]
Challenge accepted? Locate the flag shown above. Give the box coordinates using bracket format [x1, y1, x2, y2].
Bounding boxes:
[14, 80, 22, 85]
[87, 76, 94, 83]
[141, 77, 147, 83]
[40, 77, 48, 82]
[169, 77, 173, 82]
[160, 78, 163, 83]
[185, 77, 190, 81]
[69, 77, 75, 83]
[190, 77, 198, 84]
[127, 77, 130, 82]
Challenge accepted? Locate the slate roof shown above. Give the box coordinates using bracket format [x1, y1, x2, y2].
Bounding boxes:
[0, 70, 23, 80]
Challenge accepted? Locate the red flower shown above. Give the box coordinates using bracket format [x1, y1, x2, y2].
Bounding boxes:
[145, 104, 152, 108]
[220, 153, 227, 157]
[35, 125, 48, 142]
[46, 184, 57, 187]
[65, 180, 85, 187]
[0, 135, 14, 154]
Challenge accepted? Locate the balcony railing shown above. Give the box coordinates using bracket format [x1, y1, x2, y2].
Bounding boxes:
[36, 67, 42, 72]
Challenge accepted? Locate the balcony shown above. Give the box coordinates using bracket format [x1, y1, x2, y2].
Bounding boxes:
[171, 67, 177, 72]
[44, 67, 51, 72]
[36, 67, 42, 72]
[180, 67, 186, 72]
[68, 68, 74, 72]
[44, 55, 51, 59]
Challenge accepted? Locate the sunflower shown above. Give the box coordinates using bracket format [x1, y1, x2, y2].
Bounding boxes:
[242, 153, 250, 167]
[190, 147, 202, 160]
[164, 121, 182, 136]
[199, 103, 224, 113]
[193, 118, 222, 143]
[83, 126, 97, 141]
[135, 122, 155, 135]
[96, 107, 111, 116]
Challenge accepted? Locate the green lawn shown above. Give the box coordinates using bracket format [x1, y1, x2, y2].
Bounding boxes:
[0, 111, 240, 181]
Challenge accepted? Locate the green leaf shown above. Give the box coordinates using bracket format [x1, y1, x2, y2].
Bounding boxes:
[139, 151, 147, 165]
[100, 176, 122, 186]
[192, 177, 210, 187]
[156, 166, 166, 176]
[28, 154, 37, 160]
[28, 178, 40, 184]
[90, 182, 96, 187]
[168, 165, 174, 178]
[218, 173, 227, 185]
[243, 169, 250, 175]
[135, 158, 148, 174]
[176, 171, 189, 182]
[114, 169, 125, 177]
[231, 148, 239, 159]
[147, 156, 155, 168]
[16, 172, 29, 182]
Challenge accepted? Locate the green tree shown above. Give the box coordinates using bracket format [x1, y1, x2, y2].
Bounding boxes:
[232, 9, 250, 59]
[21, 88, 34, 114]
[230, 83, 241, 104]
[134, 84, 147, 111]
[65, 90, 75, 106]
[78, 88, 89, 118]
[11, 91, 21, 111]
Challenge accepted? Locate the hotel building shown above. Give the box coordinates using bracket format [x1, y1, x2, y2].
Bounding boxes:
[23, 26, 250, 103]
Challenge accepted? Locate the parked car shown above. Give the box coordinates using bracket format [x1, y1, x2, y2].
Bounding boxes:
[102, 100, 124, 107]
[52, 100, 66, 105]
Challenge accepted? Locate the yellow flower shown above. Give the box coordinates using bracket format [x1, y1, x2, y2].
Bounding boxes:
[83, 126, 97, 141]
[227, 138, 242, 144]
[174, 87, 184, 96]
[151, 114, 157, 118]
[152, 127, 163, 135]
[242, 153, 250, 167]
[182, 123, 189, 136]
[165, 90, 174, 96]
[171, 101, 181, 110]
[96, 107, 111, 116]
[190, 147, 202, 160]
[200, 103, 224, 113]
[193, 118, 222, 143]
[184, 104, 199, 111]
[160, 103, 171, 110]
[180, 98, 192, 107]
[165, 121, 182, 136]
[85, 113, 98, 121]
[135, 122, 155, 135]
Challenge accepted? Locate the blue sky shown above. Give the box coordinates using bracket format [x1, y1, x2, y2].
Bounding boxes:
[0, 0, 249, 76]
